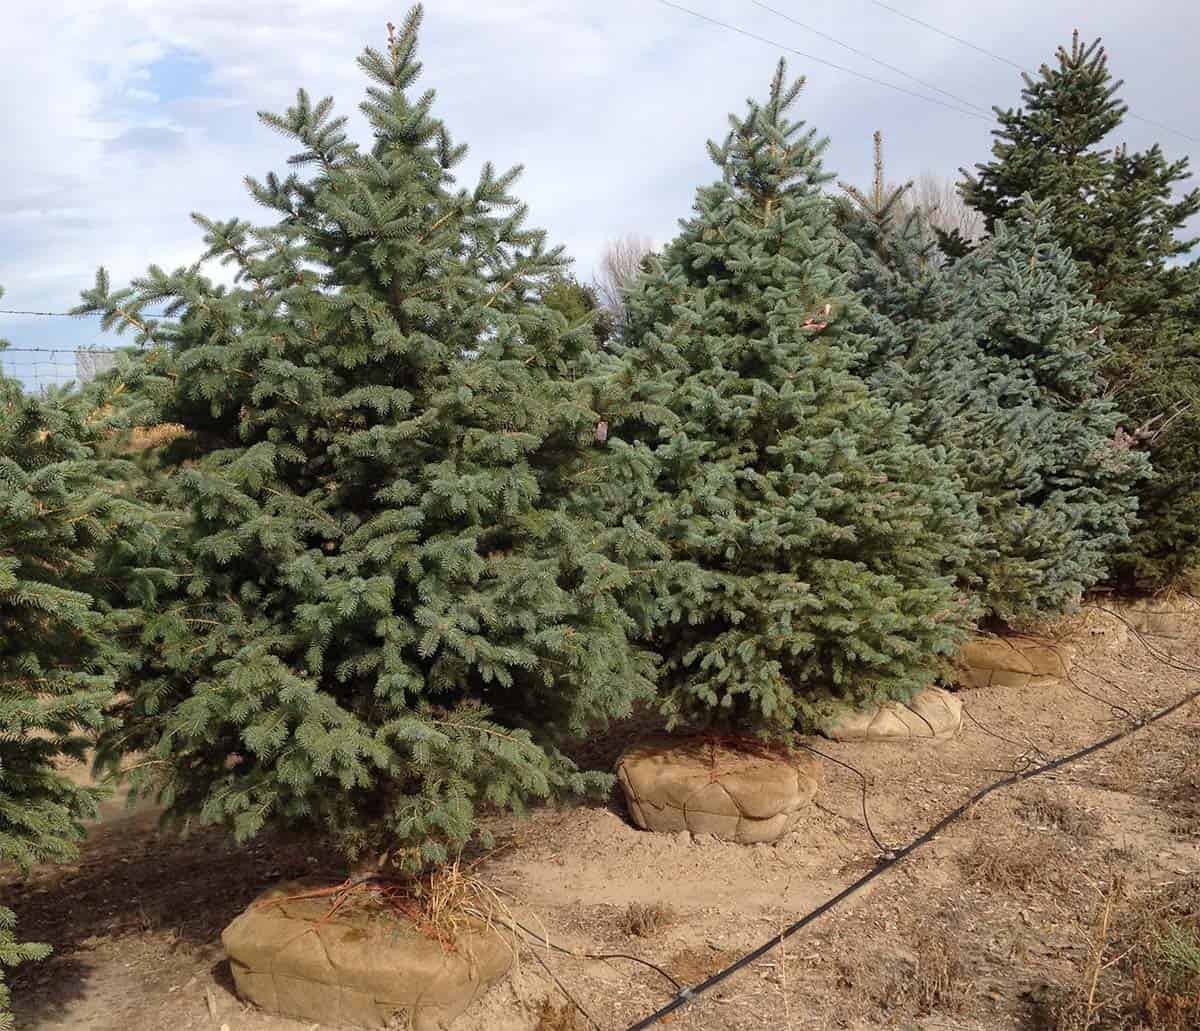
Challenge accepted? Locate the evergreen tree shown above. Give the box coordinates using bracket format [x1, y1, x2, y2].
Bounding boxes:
[603, 64, 977, 732]
[834, 133, 955, 378]
[840, 159, 1147, 624]
[77, 8, 655, 874]
[959, 32, 1200, 586]
[0, 305, 152, 1022]
[946, 205, 1148, 619]
[542, 273, 613, 347]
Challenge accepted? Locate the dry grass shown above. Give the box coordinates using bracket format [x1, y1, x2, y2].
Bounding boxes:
[667, 945, 729, 984]
[1097, 738, 1154, 796]
[1095, 724, 1200, 839]
[534, 997, 585, 1031]
[421, 861, 509, 935]
[127, 424, 188, 452]
[959, 824, 1072, 894]
[1164, 751, 1200, 840]
[908, 929, 968, 1015]
[829, 925, 968, 1021]
[1032, 877, 1200, 1030]
[307, 861, 519, 955]
[617, 901, 675, 938]
[1014, 789, 1096, 841]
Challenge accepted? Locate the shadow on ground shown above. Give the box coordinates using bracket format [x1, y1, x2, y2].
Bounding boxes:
[5, 813, 327, 1022]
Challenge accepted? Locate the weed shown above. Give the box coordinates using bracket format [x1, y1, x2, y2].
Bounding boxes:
[959, 825, 1071, 893]
[668, 945, 727, 984]
[618, 901, 674, 938]
[1103, 842, 1146, 867]
[1094, 723, 1200, 840]
[910, 930, 967, 1014]
[534, 997, 585, 1031]
[262, 860, 520, 956]
[420, 860, 514, 942]
[827, 923, 967, 1021]
[1095, 738, 1151, 795]
[1166, 754, 1200, 839]
[1014, 790, 1095, 841]
[1156, 924, 1200, 989]
[1031, 876, 1200, 1030]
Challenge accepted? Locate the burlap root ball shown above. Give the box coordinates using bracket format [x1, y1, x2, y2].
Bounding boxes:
[1061, 607, 1129, 655]
[1109, 596, 1200, 638]
[222, 881, 513, 1030]
[821, 686, 963, 742]
[616, 737, 821, 843]
[957, 636, 1075, 689]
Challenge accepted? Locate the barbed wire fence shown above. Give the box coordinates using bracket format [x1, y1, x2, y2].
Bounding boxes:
[1, 306, 161, 394]
[0, 345, 126, 394]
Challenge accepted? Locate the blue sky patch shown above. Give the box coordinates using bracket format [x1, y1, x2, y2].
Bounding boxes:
[136, 49, 215, 107]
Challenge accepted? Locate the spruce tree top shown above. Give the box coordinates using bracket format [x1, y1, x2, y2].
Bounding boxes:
[612, 63, 975, 731]
[78, 7, 653, 871]
[961, 31, 1199, 324]
[963, 33, 1127, 236]
[835, 132, 958, 376]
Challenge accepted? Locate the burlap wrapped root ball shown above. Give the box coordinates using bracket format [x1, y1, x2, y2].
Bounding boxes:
[1058, 607, 1129, 655]
[616, 737, 821, 843]
[1109, 595, 1200, 638]
[821, 686, 963, 743]
[222, 881, 513, 1030]
[957, 636, 1075, 689]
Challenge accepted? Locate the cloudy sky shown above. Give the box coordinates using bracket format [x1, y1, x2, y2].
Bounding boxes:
[2, 0, 1198, 384]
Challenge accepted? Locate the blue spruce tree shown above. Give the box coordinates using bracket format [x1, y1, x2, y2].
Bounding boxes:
[77, 8, 655, 874]
[959, 33, 1200, 588]
[601, 64, 977, 733]
[0, 305, 156, 1021]
[840, 144, 1147, 624]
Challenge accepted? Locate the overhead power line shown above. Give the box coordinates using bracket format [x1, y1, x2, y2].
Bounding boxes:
[1124, 112, 1200, 146]
[868, 0, 1200, 144]
[747, 0, 990, 116]
[654, 0, 989, 121]
[1, 346, 121, 354]
[868, 0, 1023, 71]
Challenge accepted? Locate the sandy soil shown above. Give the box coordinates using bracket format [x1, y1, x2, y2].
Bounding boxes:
[8, 611, 1199, 1031]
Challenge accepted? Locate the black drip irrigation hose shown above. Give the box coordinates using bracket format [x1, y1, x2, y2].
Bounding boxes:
[623, 680, 1200, 1030]
[795, 742, 891, 854]
[530, 948, 603, 1030]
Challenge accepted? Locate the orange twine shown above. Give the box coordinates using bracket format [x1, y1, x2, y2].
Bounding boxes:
[251, 876, 455, 948]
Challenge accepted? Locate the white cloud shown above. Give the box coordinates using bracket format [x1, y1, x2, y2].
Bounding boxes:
[1, 0, 1197, 349]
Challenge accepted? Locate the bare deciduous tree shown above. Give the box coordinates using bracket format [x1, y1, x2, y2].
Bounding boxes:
[594, 233, 655, 319]
[839, 132, 986, 263]
[901, 173, 985, 247]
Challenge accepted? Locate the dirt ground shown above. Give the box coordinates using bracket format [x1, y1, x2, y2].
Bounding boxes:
[8, 610, 1199, 1031]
